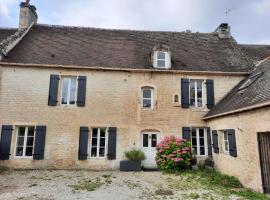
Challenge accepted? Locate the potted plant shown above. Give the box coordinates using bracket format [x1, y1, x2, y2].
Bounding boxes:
[120, 149, 146, 171]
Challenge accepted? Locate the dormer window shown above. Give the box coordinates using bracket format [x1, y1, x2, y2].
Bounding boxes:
[153, 51, 171, 69]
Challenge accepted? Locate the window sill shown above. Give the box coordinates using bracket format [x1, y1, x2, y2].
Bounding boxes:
[88, 157, 106, 160]
[141, 108, 154, 111]
[13, 156, 33, 160]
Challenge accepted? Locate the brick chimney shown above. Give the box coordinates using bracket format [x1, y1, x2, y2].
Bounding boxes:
[215, 23, 231, 38]
[19, 1, 38, 29]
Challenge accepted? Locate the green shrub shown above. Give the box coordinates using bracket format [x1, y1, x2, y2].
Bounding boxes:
[156, 136, 192, 172]
[125, 149, 146, 161]
[0, 165, 9, 174]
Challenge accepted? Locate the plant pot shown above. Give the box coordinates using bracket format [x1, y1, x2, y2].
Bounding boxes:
[120, 160, 141, 171]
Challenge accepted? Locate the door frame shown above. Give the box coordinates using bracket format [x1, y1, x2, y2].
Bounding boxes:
[140, 131, 160, 168]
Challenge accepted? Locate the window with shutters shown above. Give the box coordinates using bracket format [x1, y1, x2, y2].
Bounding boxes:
[141, 87, 154, 109]
[61, 76, 77, 105]
[15, 126, 35, 158]
[191, 128, 207, 156]
[89, 128, 107, 158]
[190, 80, 203, 108]
[153, 51, 171, 69]
[223, 130, 229, 153]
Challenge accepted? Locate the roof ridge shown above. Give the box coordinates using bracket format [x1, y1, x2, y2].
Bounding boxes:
[35, 23, 213, 35]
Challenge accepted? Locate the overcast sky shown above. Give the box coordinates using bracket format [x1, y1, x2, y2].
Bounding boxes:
[0, 0, 270, 44]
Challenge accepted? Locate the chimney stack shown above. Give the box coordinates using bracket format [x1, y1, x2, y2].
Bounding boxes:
[19, 1, 38, 29]
[215, 23, 231, 38]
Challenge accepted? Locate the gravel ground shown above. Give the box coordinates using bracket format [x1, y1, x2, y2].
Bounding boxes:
[0, 170, 243, 200]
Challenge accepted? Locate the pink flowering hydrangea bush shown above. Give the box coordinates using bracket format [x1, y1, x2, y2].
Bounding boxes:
[156, 136, 192, 172]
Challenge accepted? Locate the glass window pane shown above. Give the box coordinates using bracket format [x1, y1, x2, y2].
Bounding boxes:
[99, 148, 105, 157]
[92, 128, 98, 137]
[200, 147, 205, 155]
[143, 99, 152, 108]
[192, 138, 197, 146]
[69, 78, 76, 104]
[16, 147, 23, 156]
[190, 99, 195, 107]
[200, 138, 205, 146]
[199, 129, 204, 137]
[197, 90, 202, 98]
[224, 132, 228, 140]
[192, 129, 196, 137]
[100, 138, 105, 147]
[190, 80, 195, 90]
[92, 138, 97, 146]
[25, 147, 33, 156]
[61, 78, 69, 104]
[143, 89, 151, 98]
[151, 134, 157, 147]
[26, 137, 34, 146]
[157, 60, 165, 67]
[91, 148, 97, 157]
[197, 80, 203, 89]
[17, 137, 25, 146]
[192, 147, 197, 155]
[100, 128, 106, 138]
[28, 127, 35, 137]
[143, 134, 148, 147]
[157, 52, 165, 59]
[18, 127, 25, 136]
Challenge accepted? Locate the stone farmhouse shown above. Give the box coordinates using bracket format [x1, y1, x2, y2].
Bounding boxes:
[1, 1, 270, 194]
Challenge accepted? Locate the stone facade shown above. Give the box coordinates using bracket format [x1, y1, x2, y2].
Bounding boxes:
[206, 106, 270, 192]
[0, 65, 244, 169]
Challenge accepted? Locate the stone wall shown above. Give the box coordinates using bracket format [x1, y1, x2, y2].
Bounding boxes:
[0, 65, 244, 169]
[206, 106, 270, 192]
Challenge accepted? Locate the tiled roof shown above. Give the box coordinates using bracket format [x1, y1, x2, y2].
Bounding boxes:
[241, 44, 270, 62]
[1, 24, 255, 72]
[204, 57, 270, 119]
[0, 28, 17, 42]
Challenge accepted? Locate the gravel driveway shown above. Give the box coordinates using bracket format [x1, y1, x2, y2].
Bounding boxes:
[0, 170, 246, 200]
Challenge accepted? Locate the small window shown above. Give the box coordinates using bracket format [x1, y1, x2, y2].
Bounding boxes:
[15, 126, 35, 157]
[154, 51, 171, 69]
[238, 72, 263, 91]
[141, 87, 154, 109]
[191, 128, 207, 156]
[190, 80, 203, 108]
[223, 130, 229, 153]
[90, 128, 107, 158]
[61, 77, 77, 105]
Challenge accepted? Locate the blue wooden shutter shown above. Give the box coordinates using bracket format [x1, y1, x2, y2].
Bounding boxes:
[207, 127, 212, 156]
[182, 127, 191, 141]
[206, 80, 215, 109]
[48, 74, 60, 106]
[77, 76, 87, 107]
[0, 125, 13, 160]
[212, 130, 219, 154]
[107, 127, 117, 160]
[181, 78, 190, 108]
[78, 127, 89, 160]
[228, 129, 237, 157]
[33, 126, 46, 160]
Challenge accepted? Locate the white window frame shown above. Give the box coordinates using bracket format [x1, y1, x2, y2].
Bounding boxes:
[89, 128, 108, 159]
[14, 126, 35, 158]
[191, 128, 208, 156]
[190, 79, 204, 108]
[223, 130, 229, 153]
[154, 51, 171, 69]
[60, 76, 78, 106]
[141, 87, 154, 109]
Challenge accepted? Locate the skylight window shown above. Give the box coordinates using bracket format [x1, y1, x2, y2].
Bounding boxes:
[238, 72, 263, 91]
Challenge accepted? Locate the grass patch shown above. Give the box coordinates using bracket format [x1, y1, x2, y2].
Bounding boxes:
[0, 165, 9, 174]
[69, 179, 104, 191]
[233, 189, 270, 200]
[188, 192, 200, 199]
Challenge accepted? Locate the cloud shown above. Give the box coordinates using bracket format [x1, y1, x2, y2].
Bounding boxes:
[0, 0, 17, 25]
